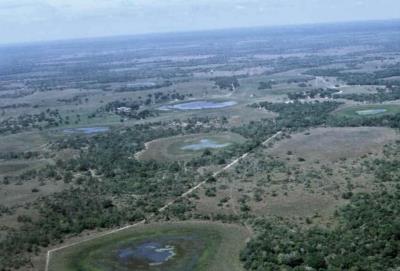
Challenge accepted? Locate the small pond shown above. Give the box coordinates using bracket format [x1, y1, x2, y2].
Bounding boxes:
[159, 100, 237, 111]
[127, 82, 156, 88]
[63, 127, 109, 134]
[356, 109, 387, 115]
[181, 139, 230, 151]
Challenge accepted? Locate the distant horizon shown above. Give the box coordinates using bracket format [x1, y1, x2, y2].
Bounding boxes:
[1, 0, 399, 45]
[1, 17, 399, 47]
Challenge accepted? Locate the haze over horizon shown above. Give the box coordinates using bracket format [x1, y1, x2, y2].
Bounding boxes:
[0, 0, 399, 44]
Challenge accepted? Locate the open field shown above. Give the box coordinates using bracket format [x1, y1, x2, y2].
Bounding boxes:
[270, 127, 398, 162]
[334, 104, 400, 118]
[136, 132, 246, 161]
[0, 131, 48, 153]
[49, 221, 249, 271]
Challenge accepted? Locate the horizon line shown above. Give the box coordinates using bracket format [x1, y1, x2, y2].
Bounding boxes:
[1, 17, 399, 48]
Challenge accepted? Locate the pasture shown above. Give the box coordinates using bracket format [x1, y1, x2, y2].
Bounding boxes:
[335, 104, 400, 118]
[270, 127, 398, 162]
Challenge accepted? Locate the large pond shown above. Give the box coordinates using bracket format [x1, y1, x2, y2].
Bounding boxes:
[356, 109, 387, 115]
[63, 127, 109, 134]
[118, 242, 175, 266]
[181, 139, 230, 151]
[159, 100, 237, 111]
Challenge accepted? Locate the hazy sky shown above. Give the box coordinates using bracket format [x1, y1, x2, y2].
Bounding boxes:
[0, 0, 399, 44]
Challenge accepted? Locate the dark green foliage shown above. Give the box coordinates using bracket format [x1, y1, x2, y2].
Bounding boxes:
[213, 76, 240, 90]
[329, 112, 400, 129]
[255, 101, 341, 129]
[288, 88, 340, 100]
[306, 63, 400, 87]
[241, 187, 400, 270]
[114, 81, 172, 92]
[0, 109, 63, 135]
[258, 81, 274, 90]
[337, 86, 400, 103]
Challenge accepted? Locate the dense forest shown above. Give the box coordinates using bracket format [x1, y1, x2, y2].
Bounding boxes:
[241, 186, 400, 270]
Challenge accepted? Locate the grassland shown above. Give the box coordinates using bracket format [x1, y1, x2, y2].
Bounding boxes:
[49, 222, 249, 271]
[334, 104, 400, 118]
[270, 127, 398, 162]
[189, 127, 399, 227]
[0, 131, 48, 153]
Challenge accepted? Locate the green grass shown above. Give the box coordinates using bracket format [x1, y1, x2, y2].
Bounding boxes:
[334, 104, 400, 118]
[49, 222, 248, 271]
[0, 131, 48, 153]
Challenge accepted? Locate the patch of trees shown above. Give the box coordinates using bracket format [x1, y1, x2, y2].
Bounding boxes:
[241, 185, 400, 270]
[258, 81, 276, 90]
[103, 90, 190, 119]
[103, 100, 157, 120]
[114, 81, 172, 92]
[329, 112, 400, 129]
[232, 119, 278, 143]
[232, 101, 339, 148]
[306, 63, 400, 87]
[0, 109, 63, 135]
[253, 101, 341, 129]
[288, 88, 340, 100]
[57, 94, 89, 105]
[187, 140, 259, 168]
[305, 68, 343, 77]
[0, 204, 13, 217]
[213, 76, 240, 90]
[337, 86, 400, 103]
[0, 151, 40, 160]
[0, 90, 35, 99]
[153, 90, 188, 103]
[0, 103, 31, 110]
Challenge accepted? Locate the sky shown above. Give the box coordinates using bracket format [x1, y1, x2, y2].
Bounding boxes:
[0, 0, 399, 44]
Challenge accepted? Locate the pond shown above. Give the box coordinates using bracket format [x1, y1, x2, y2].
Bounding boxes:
[181, 139, 230, 151]
[104, 235, 204, 270]
[118, 242, 175, 266]
[159, 100, 237, 110]
[356, 109, 387, 115]
[62, 127, 109, 134]
[127, 82, 156, 88]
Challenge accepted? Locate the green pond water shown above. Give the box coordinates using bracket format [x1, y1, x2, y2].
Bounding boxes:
[356, 109, 387, 115]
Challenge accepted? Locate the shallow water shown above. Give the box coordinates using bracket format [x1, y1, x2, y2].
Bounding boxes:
[127, 82, 156, 88]
[159, 100, 236, 110]
[356, 109, 387, 115]
[63, 127, 109, 134]
[118, 242, 175, 266]
[181, 139, 230, 151]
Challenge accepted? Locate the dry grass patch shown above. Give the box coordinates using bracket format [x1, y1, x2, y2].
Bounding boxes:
[270, 127, 398, 162]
